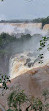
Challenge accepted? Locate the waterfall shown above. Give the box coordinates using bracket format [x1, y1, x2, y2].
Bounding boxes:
[0, 22, 49, 79]
[0, 23, 48, 37]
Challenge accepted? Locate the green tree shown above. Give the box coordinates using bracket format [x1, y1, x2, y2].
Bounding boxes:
[0, 74, 11, 90]
[8, 90, 27, 111]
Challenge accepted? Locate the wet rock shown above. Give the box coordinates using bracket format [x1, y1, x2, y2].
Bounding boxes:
[28, 62, 33, 68]
[24, 58, 31, 65]
[26, 58, 31, 63]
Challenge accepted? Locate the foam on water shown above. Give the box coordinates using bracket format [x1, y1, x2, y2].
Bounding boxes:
[9, 49, 49, 79]
[0, 23, 49, 79]
[9, 37, 49, 79]
[0, 23, 48, 37]
[0, 23, 14, 34]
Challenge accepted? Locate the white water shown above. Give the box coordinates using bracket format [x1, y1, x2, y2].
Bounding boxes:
[0, 23, 48, 37]
[0, 23, 49, 79]
[9, 45, 49, 79]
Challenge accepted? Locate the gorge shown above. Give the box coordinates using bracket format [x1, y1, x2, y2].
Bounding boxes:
[0, 23, 49, 79]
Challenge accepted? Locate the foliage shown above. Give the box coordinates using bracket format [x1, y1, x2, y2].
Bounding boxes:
[0, 33, 16, 49]
[42, 89, 49, 101]
[0, 74, 11, 90]
[38, 36, 49, 64]
[32, 98, 43, 111]
[8, 90, 27, 111]
[38, 36, 48, 51]
[33, 16, 49, 27]
[25, 89, 49, 111]
[7, 109, 13, 111]
[31, 89, 49, 111]
[38, 54, 44, 64]
[7, 89, 49, 111]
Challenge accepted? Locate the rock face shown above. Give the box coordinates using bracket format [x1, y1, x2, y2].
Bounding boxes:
[0, 109, 2, 111]
[0, 65, 49, 111]
[43, 24, 49, 30]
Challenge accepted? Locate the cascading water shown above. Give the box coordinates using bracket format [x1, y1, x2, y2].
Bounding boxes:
[0, 23, 48, 36]
[0, 23, 49, 79]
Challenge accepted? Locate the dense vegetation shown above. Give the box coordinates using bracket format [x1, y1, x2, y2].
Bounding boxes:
[33, 16, 49, 27]
[8, 90, 27, 111]
[7, 89, 49, 111]
[0, 33, 32, 48]
[0, 33, 16, 49]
